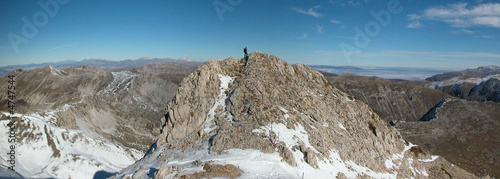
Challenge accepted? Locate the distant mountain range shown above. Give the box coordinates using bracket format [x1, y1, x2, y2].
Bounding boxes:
[0, 57, 202, 77]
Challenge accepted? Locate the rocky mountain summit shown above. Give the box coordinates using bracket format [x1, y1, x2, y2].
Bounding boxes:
[116, 52, 474, 178]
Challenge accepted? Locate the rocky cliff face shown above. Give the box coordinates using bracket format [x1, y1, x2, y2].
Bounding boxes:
[0, 63, 190, 178]
[397, 98, 500, 177]
[116, 52, 474, 178]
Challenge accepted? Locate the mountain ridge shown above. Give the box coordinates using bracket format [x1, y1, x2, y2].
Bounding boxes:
[0, 57, 202, 77]
[426, 65, 500, 81]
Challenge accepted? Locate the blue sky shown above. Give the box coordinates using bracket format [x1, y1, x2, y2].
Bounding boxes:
[0, 0, 499, 69]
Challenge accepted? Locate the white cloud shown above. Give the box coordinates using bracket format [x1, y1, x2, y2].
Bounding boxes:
[329, 0, 361, 7]
[330, 19, 341, 24]
[299, 33, 308, 39]
[330, 19, 345, 29]
[316, 25, 323, 33]
[407, 21, 423, 29]
[472, 16, 500, 27]
[474, 35, 494, 39]
[290, 6, 323, 17]
[409, 3, 500, 28]
[461, 29, 474, 33]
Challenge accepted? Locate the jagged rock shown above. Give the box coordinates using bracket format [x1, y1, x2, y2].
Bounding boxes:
[278, 143, 297, 167]
[115, 52, 476, 178]
[132, 169, 147, 179]
[181, 163, 243, 179]
[154, 164, 174, 179]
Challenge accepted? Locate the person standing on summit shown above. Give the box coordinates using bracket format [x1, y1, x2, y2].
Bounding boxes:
[244, 47, 248, 60]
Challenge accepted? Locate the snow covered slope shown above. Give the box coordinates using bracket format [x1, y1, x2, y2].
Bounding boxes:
[0, 109, 143, 178]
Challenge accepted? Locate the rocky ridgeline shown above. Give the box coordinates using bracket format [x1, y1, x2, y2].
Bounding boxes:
[116, 52, 474, 178]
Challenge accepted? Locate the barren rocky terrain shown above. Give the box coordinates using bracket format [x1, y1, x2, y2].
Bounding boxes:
[397, 99, 500, 177]
[325, 74, 451, 124]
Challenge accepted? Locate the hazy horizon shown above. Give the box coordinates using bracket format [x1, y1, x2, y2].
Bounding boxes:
[0, 55, 470, 71]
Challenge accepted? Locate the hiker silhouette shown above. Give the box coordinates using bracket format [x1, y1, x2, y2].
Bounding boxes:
[244, 47, 248, 60]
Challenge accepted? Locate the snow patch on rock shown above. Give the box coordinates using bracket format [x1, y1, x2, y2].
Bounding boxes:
[202, 74, 235, 133]
[99, 71, 139, 94]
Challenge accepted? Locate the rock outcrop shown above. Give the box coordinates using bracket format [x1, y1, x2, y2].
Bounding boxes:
[116, 52, 475, 178]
